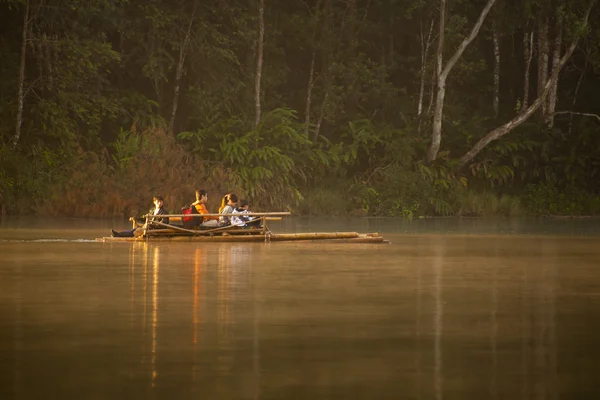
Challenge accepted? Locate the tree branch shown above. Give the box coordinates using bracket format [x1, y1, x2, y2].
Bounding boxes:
[439, 0, 496, 82]
[254, 0, 265, 129]
[457, 0, 597, 170]
[427, 0, 496, 162]
[554, 111, 600, 123]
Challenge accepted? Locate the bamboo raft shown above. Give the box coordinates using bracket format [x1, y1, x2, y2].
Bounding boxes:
[97, 212, 389, 244]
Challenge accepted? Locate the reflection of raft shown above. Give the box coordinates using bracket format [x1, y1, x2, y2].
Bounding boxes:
[96, 212, 389, 244]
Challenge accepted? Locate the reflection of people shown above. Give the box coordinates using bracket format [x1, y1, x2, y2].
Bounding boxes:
[231, 200, 253, 226]
[190, 189, 219, 227]
[219, 193, 238, 225]
[112, 195, 169, 237]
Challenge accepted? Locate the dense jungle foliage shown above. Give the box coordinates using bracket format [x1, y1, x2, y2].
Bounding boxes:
[1, 0, 600, 218]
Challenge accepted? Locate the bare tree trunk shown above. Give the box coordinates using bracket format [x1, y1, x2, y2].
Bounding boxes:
[169, 3, 197, 134]
[13, 0, 30, 148]
[254, 0, 265, 130]
[428, 0, 445, 160]
[314, 89, 329, 142]
[342, 0, 359, 115]
[313, 0, 333, 142]
[426, 67, 436, 117]
[427, 0, 496, 162]
[545, 18, 563, 128]
[145, 34, 163, 106]
[304, 0, 323, 136]
[417, 19, 435, 134]
[568, 55, 588, 135]
[34, 33, 44, 88]
[304, 52, 316, 136]
[457, 0, 595, 169]
[389, 3, 394, 66]
[44, 36, 54, 89]
[536, 16, 549, 119]
[346, 0, 357, 43]
[522, 30, 534, 110]
[492, 22, 500, 117]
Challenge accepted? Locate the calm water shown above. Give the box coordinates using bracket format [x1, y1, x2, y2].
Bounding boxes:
[1, 217, 599, 399]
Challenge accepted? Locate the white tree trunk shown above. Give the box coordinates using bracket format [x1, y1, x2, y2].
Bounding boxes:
[13, 0, 30, 148]
[492, 23, 500, 117]
[427, 0, 496, 162]
[304, 0, 322, 136]
[169, 3, 196, 134]
[313, 0, 334, 142]
[522, 30, 534, 110]
[457, 0, 595, 169]
[254, 0, 265, 130]
[304, 51, 316, 136]
[568, 56, 588, 134]
[426, 67, 436, 117]
[428, 0, 445, 161]
[545, 18, 563, 128]
[417, 19, 435, 127]
[314, 89, 329, 142]
[537, 16, 549, 119]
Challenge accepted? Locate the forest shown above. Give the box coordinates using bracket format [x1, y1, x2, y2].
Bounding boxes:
[1, 0, 599, 218]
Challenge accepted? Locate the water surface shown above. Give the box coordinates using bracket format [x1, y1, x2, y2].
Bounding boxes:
[1, 218, 599, 399]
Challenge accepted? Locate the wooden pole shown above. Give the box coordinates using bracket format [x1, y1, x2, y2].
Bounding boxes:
[142, 212, 291, 218]
[146, 217, 267, 236]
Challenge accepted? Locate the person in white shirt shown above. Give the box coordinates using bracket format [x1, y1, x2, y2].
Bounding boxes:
[231, 200, 253, 226]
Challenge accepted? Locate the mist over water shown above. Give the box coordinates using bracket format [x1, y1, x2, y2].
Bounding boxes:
[1, 217, 599, 398]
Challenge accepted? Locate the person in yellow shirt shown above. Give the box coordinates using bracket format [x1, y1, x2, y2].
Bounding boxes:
[190, 189, 219, 227]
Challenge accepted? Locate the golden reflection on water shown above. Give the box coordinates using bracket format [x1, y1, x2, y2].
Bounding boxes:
[128, 242, 159, 386]
[192, 248, 205, 378]
[118, 238, 569, 397]
[491, 247, 498, 400]
[151, 246, 159, 386]
[433, 238, 443, 400]
[3, 235, 599, 398]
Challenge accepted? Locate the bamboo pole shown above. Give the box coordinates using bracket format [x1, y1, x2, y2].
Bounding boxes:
[147, 228, 264, 236]
[142, 212, 291, 218]
[269, 232, 360, 240]
[146, 217, 266, 236]
[98, 233, 388, 244]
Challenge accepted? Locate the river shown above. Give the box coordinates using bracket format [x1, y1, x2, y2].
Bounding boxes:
[1, 217, 599, 399]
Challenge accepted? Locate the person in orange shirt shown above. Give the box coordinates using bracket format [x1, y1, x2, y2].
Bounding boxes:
[190, 189, 219, 227]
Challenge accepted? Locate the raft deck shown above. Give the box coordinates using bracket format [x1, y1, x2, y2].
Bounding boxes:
[97, 212, 389, 244]
[97, 231, 388, 244]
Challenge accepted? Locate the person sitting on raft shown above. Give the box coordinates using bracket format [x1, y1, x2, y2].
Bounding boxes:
[219, 193, 238, 226]
[218, 193, 231, 213]
[112, 195, 169, 237]
[188, 189, 219, 227]
[231, 199, 253, 227]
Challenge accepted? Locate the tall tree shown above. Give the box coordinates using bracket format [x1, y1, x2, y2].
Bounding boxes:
[313, 0, 333, 142]
[417, 18, 435, 133]
[492, 21, 500, 117]
[545, 16, 563, 128]
[427, 0, 497, 162]
[169, 1, 197, 135]
[304, 0, 323, 136]
[12, 0, 29, 147]
[254, 0, 265, 129]
[457, 0, 597, 169]
[522, 29, 534, 110]
[536, 14, 550, 119]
